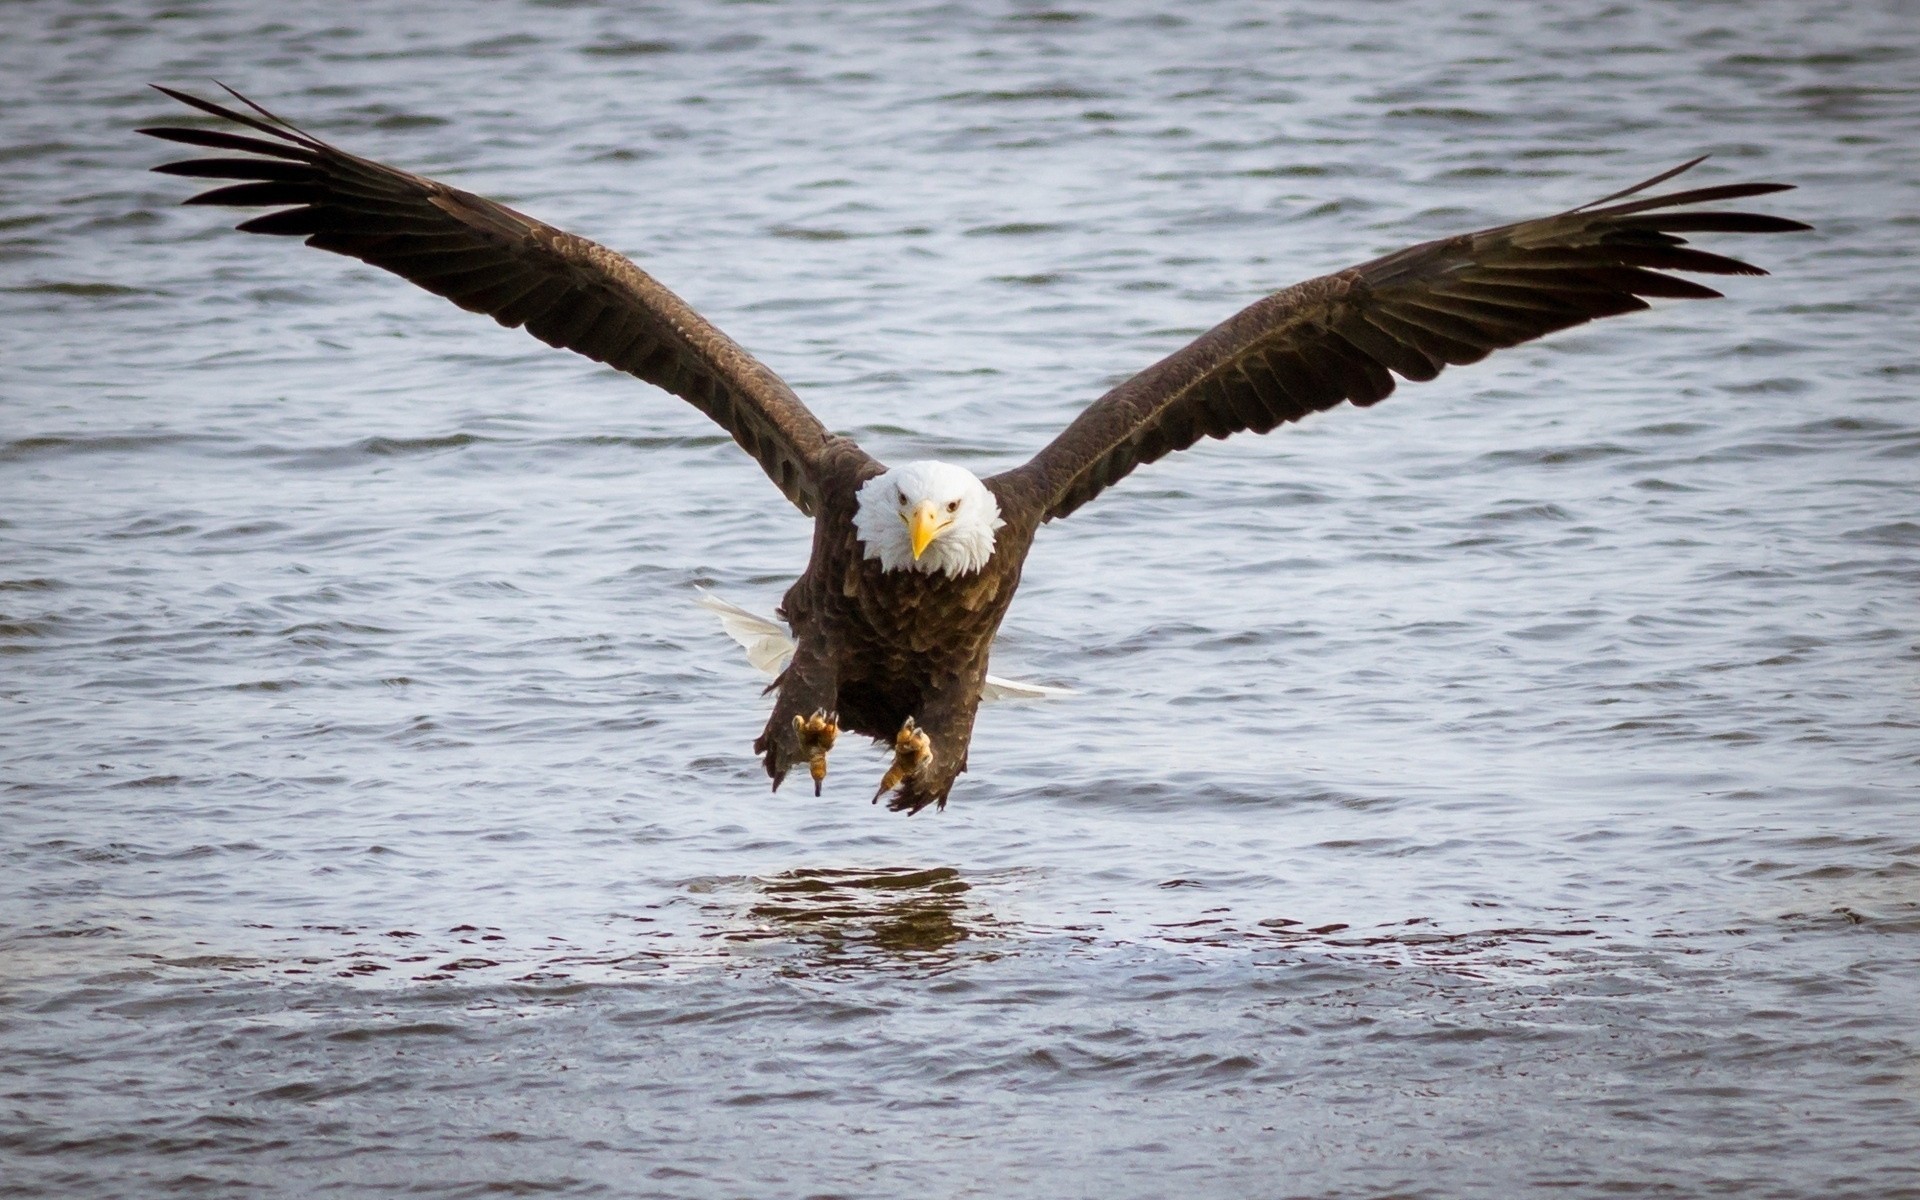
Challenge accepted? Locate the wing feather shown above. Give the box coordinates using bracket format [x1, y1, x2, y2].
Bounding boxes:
[993, 161, 1808, 522]
[143, 85, 853, 514]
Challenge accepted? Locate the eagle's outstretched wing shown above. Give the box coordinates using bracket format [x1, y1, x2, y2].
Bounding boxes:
[141, 85, 848, 515]
[989, 160, 1808, 522]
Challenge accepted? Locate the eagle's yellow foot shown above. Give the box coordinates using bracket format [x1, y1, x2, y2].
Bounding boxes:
[873, 716, 934, 806]
[792, 709, 839, 797]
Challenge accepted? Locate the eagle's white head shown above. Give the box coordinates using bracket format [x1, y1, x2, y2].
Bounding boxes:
[852, 461, 1004, 576]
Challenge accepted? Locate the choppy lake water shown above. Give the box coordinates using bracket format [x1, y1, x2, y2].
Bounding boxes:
[4, 2, 1918, 1196]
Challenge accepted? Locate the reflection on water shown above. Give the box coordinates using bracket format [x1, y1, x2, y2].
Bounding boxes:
[720, 866, 989, 967]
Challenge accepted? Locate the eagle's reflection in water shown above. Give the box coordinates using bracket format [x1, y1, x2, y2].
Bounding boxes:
[728, 866, 984, 965]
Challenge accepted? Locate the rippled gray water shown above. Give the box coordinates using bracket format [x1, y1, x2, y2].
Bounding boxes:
[4, 2, 1918, 1196]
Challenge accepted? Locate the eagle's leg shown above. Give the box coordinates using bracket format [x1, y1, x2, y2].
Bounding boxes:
[872, 717, 934, 807]
[792, 709, 839, 796]
[753, 644, 838, 794]
[875, 684, 982, 815]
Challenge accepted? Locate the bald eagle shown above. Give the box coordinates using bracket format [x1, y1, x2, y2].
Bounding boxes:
[142, 86, 1808, 813]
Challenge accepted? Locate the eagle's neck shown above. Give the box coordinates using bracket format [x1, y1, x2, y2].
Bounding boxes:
[852, 462, 1003, 577]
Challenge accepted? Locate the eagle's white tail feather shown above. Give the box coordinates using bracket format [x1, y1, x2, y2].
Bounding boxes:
[695, 589, 1074, 701]
[979, 675, 1078, 701]
[695, 589, 796, 675]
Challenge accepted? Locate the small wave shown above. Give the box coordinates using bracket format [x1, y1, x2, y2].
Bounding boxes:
[1632, 477, 1703, 492]
[107, 775, 188, 791]
[200, 520, 293, 542]
[1477, 442, 1637, 467]
[0, 617, 65, 641]
[1027, 777, 1404, 814]
[0, 141, 76, 164]
[540, 433, 729, 452]
[326, 1022, 466, 1042]
[1787, 416, 1905, 437]
[1238, 163, 1351, 179]
[1846, 521, 1920, 548]
[940, 86, 1109, 103]
[372, 112, 450, 130]
[965, 221, 1070, 237]
[1718, 375, 1813, 395]
[1386, 106, 1504, 122]
[5, 280, 147, 297]
[359, 433, 486, 457]
[461, 33, 542, 59]
[258, 432, 490, 468]
[1724, 48, 1908, 66]
[275, 620, 398, 639]
[581, 38, 677, 57]
[0, 433, 211, 463]
[770, 224, 857, 242]
[1162, 915, 1603, 967]
[1468, 501, 1575, 524]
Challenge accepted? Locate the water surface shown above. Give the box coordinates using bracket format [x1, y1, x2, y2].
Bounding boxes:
[3, 2, 1917, 1196]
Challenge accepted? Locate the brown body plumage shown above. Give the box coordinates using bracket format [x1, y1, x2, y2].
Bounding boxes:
[142, 85, 1809, 813]
[756, 444, 1040, 811]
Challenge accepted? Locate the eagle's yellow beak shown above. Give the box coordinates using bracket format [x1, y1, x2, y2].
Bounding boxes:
[906, 501, 944, 560]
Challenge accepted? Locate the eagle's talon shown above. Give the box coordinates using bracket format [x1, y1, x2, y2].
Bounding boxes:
[872, 716, 934, 805]
[792, 708, 839, 796]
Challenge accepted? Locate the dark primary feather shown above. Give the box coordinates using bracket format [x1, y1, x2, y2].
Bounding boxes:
[991, 161, 1809, 522]
[141, 84, 847, 515]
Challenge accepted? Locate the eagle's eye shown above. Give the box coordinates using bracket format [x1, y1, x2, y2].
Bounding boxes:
[896, 486, 907, 506]
[946, 499, 960, 513]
